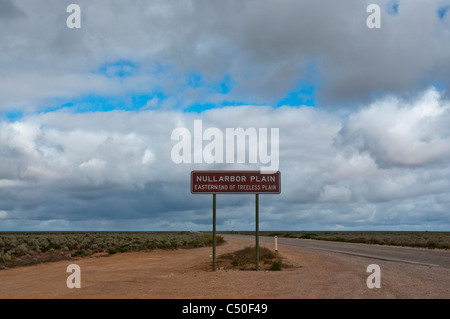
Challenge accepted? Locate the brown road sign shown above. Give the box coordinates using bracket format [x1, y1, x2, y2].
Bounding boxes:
[191, 170, 281, 194]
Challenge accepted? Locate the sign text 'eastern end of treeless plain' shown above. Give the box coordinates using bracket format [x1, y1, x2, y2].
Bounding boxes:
[191, 171, 281, 194]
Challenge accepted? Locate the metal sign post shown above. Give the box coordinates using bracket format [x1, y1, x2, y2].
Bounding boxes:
[212, 193, 216, 271]
[255, 193, 259, 271]
[191, 170, 281, 271]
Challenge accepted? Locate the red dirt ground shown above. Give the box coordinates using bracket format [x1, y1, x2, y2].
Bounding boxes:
[0, 236, 448, 299]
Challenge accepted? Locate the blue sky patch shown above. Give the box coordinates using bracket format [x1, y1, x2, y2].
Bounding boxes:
[96, 60, 138, 78]
[183, 102, 218, 113]
[386, 0, 399, 15]
[219, 74, 234, 94]
[185, 73, 235, 94]
[47, 92, 169, 114]
[277, 83, 316, 107]
[438, 6, 450, 19]
[4, 110, 24, 122]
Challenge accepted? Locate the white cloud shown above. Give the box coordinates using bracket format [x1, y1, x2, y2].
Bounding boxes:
[79, 158, 106, 170]
[0, 210, 7, 219]
[142, 149, 155, 165]
[319, 185, 352, 203]
[1, 88, 450, 230]
[337, 87, 450, 167]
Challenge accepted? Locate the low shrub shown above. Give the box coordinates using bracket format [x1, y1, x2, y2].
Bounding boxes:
[219, 246, 286, 271]
[270, 259, 283, 271]
[301, 233, 318, 239]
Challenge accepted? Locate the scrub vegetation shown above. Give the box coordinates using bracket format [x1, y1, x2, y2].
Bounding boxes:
[0, 231, 223, 269]
[217, 246, 289, 271]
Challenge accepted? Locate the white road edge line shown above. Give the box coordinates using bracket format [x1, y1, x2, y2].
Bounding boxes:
[304, 247, 441, 268]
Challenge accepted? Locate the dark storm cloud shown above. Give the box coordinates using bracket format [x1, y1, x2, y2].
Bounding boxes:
[2, 0, 450, 111]
[0, 0, 26, 19]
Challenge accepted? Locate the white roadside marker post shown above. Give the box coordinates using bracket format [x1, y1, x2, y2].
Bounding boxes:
[275, 236, 278, 253]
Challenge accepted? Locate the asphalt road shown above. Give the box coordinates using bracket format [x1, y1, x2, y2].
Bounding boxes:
[223, 234, 450, 269]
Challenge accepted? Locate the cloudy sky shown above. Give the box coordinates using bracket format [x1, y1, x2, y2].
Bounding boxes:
[1, 0, 450, 231]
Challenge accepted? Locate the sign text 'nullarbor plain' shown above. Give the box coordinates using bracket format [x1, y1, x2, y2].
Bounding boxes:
[191, 171, 281, 194]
